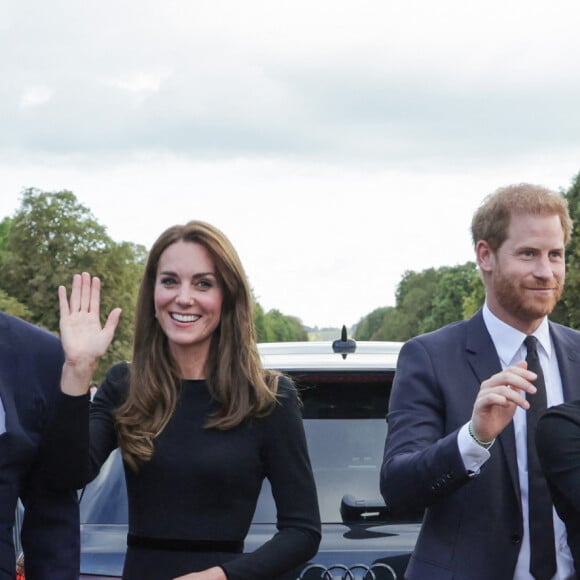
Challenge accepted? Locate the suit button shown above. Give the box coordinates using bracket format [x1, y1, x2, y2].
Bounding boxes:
[511, 534, 521, 544]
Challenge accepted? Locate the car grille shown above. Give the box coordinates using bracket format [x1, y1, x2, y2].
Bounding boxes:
[298, 562, 397, 579]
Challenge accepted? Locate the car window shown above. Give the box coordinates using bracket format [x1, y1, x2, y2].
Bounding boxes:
[80, 450, 127, 524]
[253, 417, 388, 523]
[297, 371, 390, 419]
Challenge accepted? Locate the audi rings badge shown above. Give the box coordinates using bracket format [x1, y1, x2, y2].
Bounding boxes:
[298, 562, 397, 580]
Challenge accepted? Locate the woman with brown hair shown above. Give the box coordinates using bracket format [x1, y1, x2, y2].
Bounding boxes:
[57, 220, 321, 580]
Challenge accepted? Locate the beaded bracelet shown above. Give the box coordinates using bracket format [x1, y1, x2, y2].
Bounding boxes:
[468, 421, 495, 449]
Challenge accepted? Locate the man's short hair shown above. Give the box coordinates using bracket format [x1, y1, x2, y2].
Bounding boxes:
[471, 183, 573, 251]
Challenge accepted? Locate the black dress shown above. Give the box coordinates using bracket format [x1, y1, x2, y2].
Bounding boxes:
[65, 362, 320, 580]
[536, 400, 580, 576]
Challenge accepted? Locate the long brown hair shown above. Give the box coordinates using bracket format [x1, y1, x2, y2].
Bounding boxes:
[116, 220, 279, 471]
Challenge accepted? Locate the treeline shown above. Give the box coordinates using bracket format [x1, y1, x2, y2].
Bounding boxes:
[0, 188, 307, 380]
[4, 173, 580, 374]
[355, 171, 580, 341]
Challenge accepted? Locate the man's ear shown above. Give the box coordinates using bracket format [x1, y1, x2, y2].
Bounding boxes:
[476, 240, 495, 274]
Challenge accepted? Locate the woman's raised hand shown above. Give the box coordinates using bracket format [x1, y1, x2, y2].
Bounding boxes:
[58, 272, 122, 396]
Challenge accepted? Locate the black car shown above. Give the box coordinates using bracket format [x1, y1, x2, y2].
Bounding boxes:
[72, 338, 421, 579]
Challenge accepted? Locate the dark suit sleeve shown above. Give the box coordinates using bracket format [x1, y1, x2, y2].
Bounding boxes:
[20, 417, 83, 580]
[536, 401, 580, 572]
[19, 481, 80, 580]
[7, 316, 81, 580]
[380, 338, 471, 514]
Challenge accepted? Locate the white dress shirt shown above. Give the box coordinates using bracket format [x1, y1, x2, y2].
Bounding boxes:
[457, 303, 574, 580]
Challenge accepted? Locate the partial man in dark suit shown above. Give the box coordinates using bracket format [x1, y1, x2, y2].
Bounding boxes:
[536, 400, 580, 574]
[381, 183, 580, 580]
[0, 311, 80, 580]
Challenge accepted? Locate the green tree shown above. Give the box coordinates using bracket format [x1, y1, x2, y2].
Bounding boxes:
[368, 306, 406, 341]
[283, 315, 309, 341]
[354, 306, 390, 340]
[387, 268, 440, 339]
[0, 288, 32, 319]
[253, 302, 269, 342]
[420, 262, 480, 333]
[253, 303, 308, 342]
[0, 217, 11, 252]
[261, 309, 308, 341]
[0, 188, 146, 379]
[357, 262, 484, 341]
[462, 274, 485, 319]
[554, 172, 580, 327]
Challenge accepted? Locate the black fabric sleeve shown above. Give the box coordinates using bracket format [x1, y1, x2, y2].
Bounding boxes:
[221, 377, 321, 580]
[36, 391, 91, 490]
[25, 324, 90, 491]
[86, 362, 129, 479]
[37, 362, 129, 489]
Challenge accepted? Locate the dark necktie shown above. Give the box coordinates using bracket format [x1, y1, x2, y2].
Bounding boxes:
[525, 335, 557, 580]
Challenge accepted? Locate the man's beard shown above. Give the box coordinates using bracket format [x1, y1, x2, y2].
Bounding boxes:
[493, 270, 562, 323]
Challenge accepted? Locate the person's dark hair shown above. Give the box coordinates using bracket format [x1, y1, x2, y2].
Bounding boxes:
[116, 220, 280, 471]
[471, 183, 573, 251]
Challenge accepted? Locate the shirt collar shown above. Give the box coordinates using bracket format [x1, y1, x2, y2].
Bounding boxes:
[482, 302, 551, 366]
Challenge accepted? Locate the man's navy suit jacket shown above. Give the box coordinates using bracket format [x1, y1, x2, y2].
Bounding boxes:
[0, 312, 80, 580]
[381, 310, 580, 580]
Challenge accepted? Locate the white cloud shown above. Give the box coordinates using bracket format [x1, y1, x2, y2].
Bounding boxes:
[104, 72, 164, 95]
[19, 86, 54, 109]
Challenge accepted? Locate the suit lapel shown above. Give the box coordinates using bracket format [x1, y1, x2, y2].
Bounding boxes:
[465, 311, 521, 501]
[0, 315, 18, 432]
[465, 312, 502, 385]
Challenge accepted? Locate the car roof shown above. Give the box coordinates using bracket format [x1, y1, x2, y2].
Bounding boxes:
[258, 340, 402, 371]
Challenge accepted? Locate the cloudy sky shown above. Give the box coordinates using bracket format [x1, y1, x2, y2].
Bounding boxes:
[1, 1, 579, 328]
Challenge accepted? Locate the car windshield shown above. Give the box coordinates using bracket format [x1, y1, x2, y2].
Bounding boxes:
[80, 370, 392, 525]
